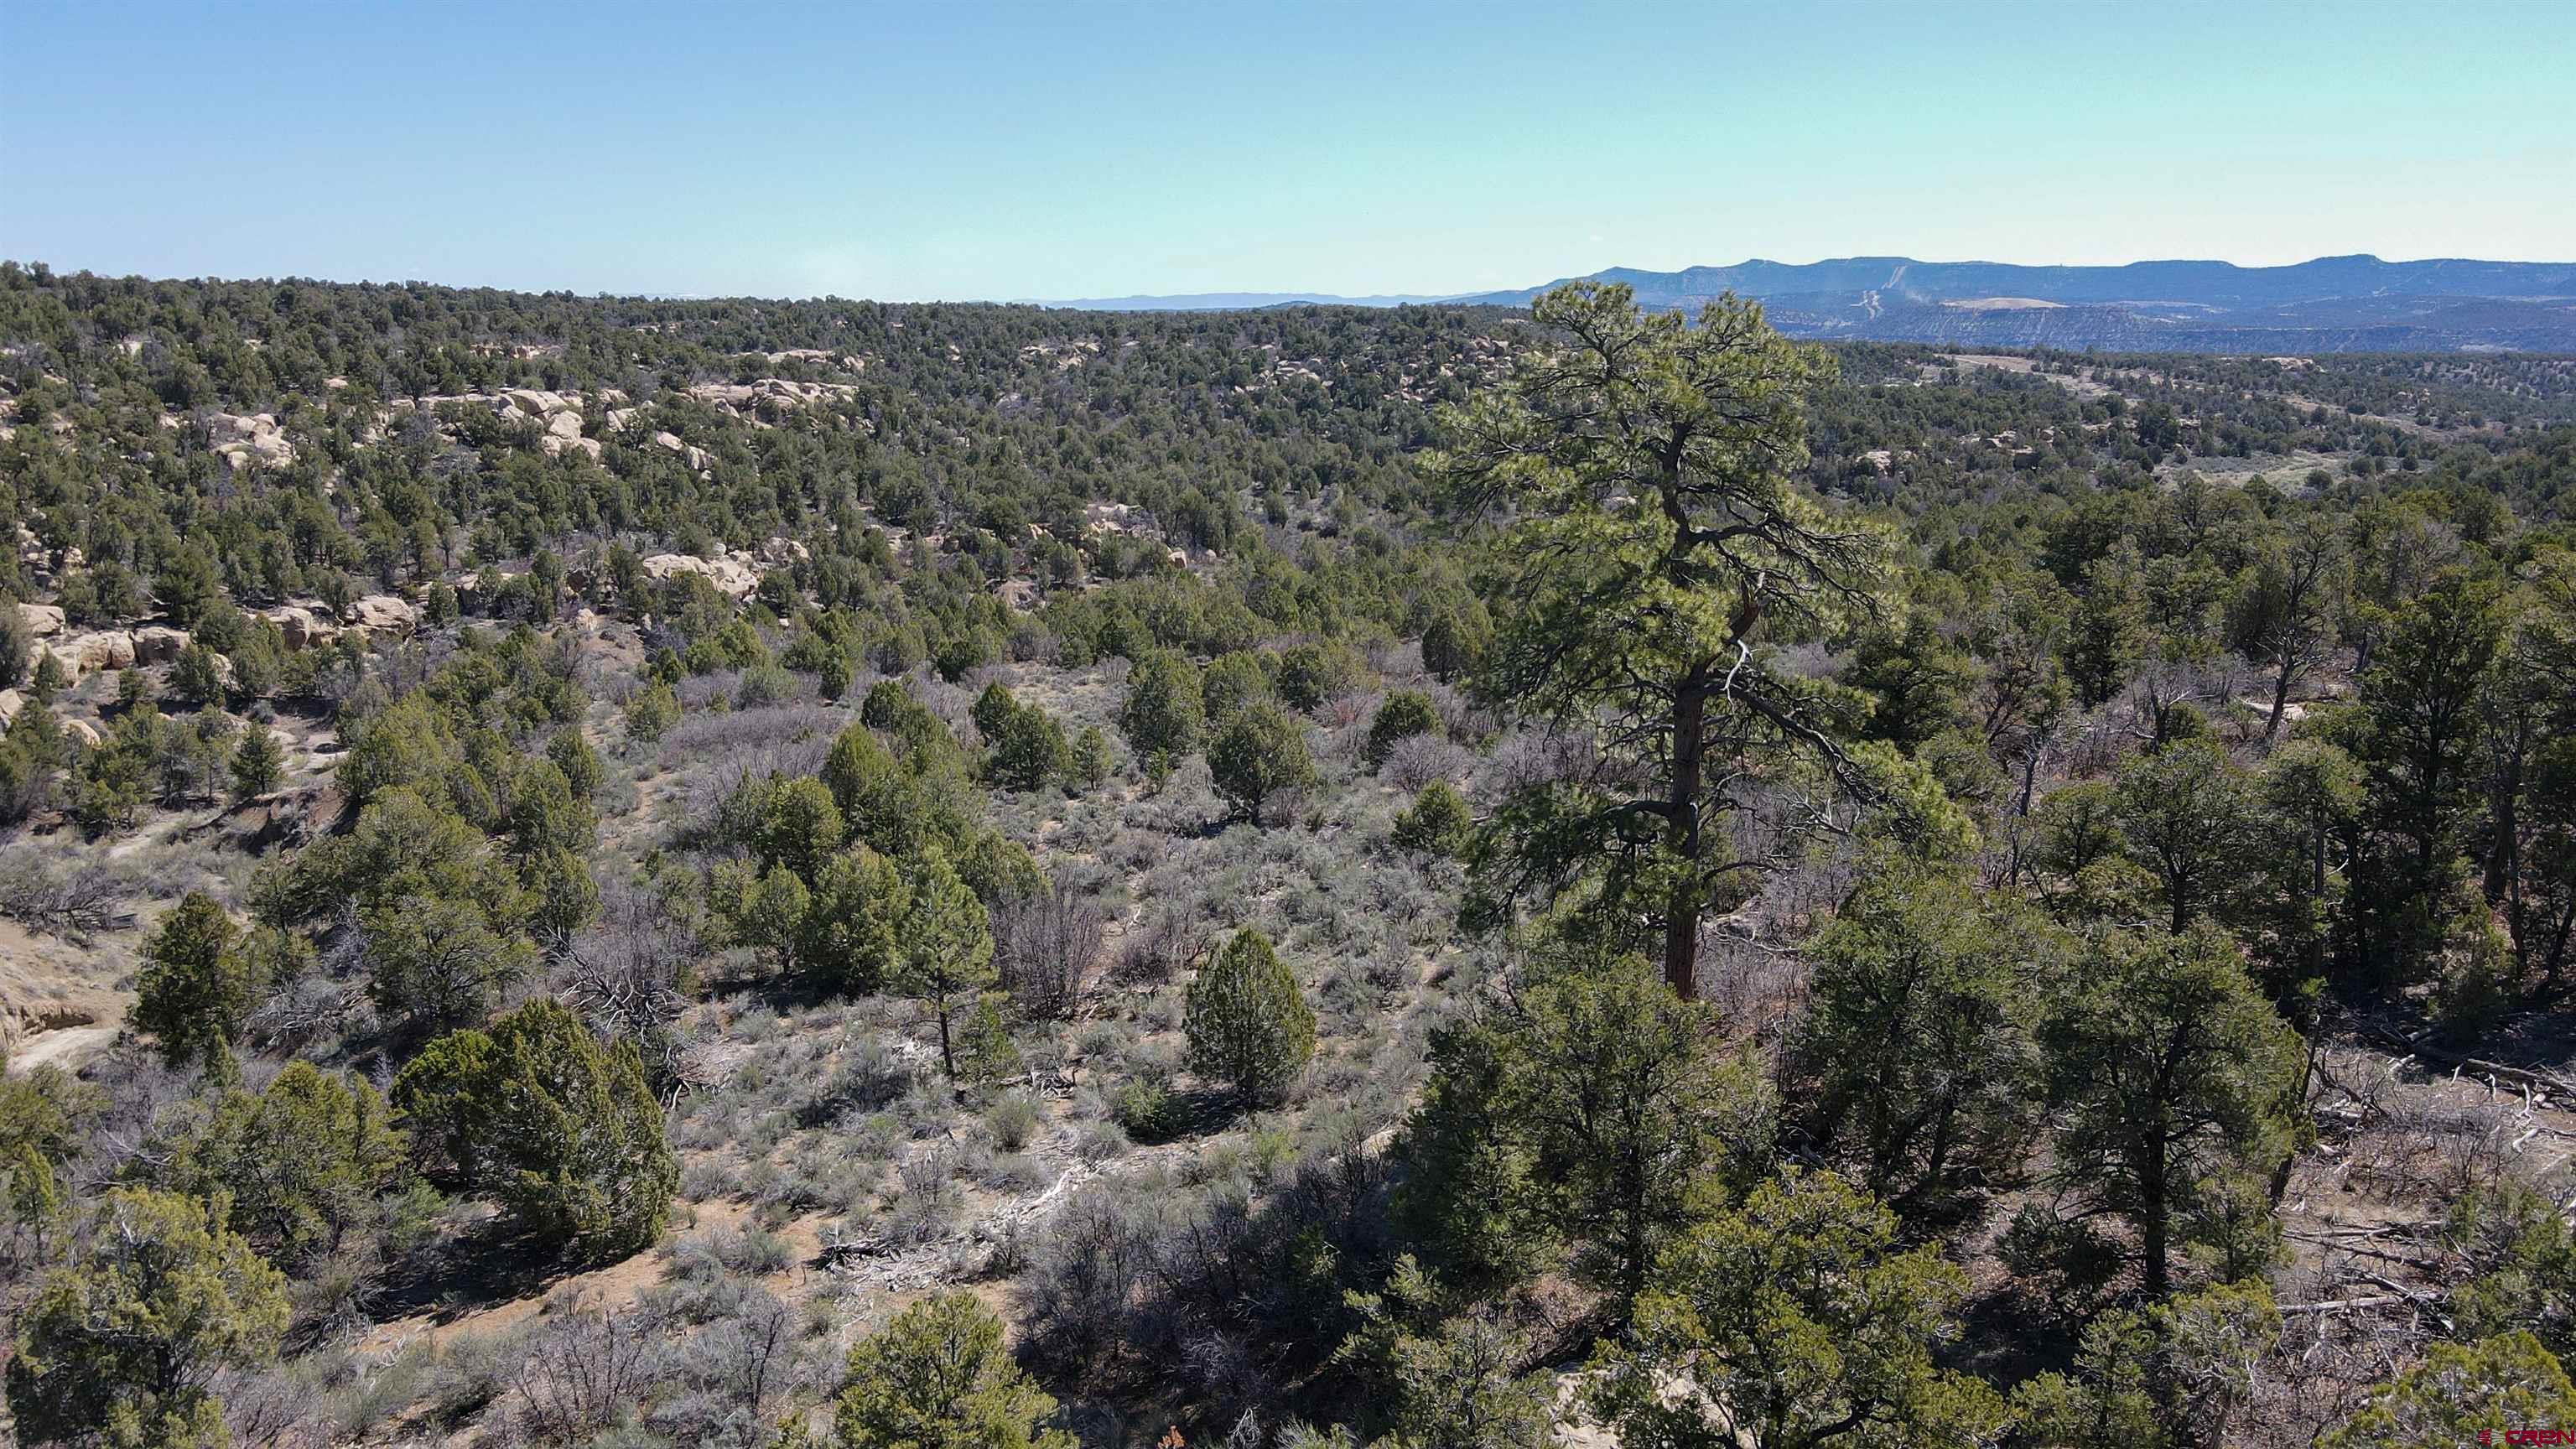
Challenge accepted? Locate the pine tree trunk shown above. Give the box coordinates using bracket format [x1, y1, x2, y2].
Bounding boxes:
[2142, 1131, 2171, 1301]
[1664, 685, 1706, 999]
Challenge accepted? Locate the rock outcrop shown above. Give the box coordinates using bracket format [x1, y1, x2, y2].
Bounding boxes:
[45, 631, 136, 680]
[129, 626, 190, 665]
[640, 552, 761, 600]
[193, 412, 296, 470]
[348, 595, 418, 638]
[261, 604, 336, 652]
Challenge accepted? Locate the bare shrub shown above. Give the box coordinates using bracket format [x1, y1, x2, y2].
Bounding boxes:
[994, 881, 1105, 1018]
[913, 673, 977, 739]
[556, 881, 695, 1084]
[887, 1152, 962, 1244]
[659, 704, 840, 773]
[512, 1301, 663, 1442]
[0, 847, 132, 942]
[676, 670, 743, 711]
[2061, 712, 2130, 781]
[2314, 1047, 2537, 1205]
[1424, 683, 1494, 743]
[1114, 906, 1207, 988]
[684, 1286, 796, 1413]
[1021, 1144, 1392, 1394]
[1478, 727, 1594, 798]
[424, 1326, 532, 1430]
[213, 1360, 333, 1449]
[1318, 691, 1371, 730]
[805, 1035, 918, 1125]
[1378, 734, 1474, 793]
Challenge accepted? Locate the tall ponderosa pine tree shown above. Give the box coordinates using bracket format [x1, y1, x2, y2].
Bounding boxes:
[1435, 282, 1889, 998]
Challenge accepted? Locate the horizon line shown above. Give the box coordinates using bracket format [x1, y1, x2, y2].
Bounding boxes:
[8, 251, 2575, 309]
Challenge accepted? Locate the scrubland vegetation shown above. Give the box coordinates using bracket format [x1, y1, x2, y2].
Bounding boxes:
[2, 258, 2574, 1446]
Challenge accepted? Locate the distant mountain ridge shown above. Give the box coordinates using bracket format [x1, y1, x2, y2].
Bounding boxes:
[1028, 290, 1446, 311]
[1045, 256, 2576, 352]
[1454, 255, 2576, 309]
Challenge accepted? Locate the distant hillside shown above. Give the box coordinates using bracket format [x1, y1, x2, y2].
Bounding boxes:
[1029, 290, 1446, 311]
[1452, 255, 2576, 353]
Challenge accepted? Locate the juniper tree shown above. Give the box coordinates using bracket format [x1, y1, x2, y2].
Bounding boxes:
[228, 722, 283, 800]
[1117, 647, 1202, 776]
[159, 1061, 407, 1267]
[1210, 702, 1315, 824]
[1184, 927, 1317, 1108]
[1200, 649, 1274, 724]
[2319, 1332, 2576, 1448]
[1397, 939, 1769, 1305]
[132, 892, 257, 1072]
[834, 1292, 1073, 1449]
[1791, 860, 2054, 1218]
[1591, 1169, 2007, 1449]
[1364, 689, 1441, 769]
[392, 997, 675, 1258]
[2038, 924, 2303, 1301]
[1392, 778, 1474, 857]
[5, 1187, 290, 1446]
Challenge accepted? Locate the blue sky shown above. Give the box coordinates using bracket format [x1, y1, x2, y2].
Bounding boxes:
[3, 1, 2569, 300]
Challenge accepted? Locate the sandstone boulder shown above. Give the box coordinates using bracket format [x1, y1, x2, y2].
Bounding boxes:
[640, 552, 761, 600]
[262, 605, 333, 652]
[0, 688, 20, 725]
[16, 603, 64, 638]
[49, 631, 135, 680]
[60, 718, 101, 749]
[129, 626, 190, 665]
[349, 595, 418, 638]
[206, 412, 294, 470]
[649, 431, 712, 471]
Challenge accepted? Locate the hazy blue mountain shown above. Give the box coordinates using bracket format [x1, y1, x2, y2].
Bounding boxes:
[1448, 255, 2576, 352]
[1024, 257, 2576, 350]
[1028, 290, 1446, 311]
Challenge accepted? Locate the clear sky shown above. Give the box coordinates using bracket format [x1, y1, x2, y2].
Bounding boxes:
[4, 0, 2569, 301]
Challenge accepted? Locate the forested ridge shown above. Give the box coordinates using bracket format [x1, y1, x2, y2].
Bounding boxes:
[2, 260, 2574, 1447]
